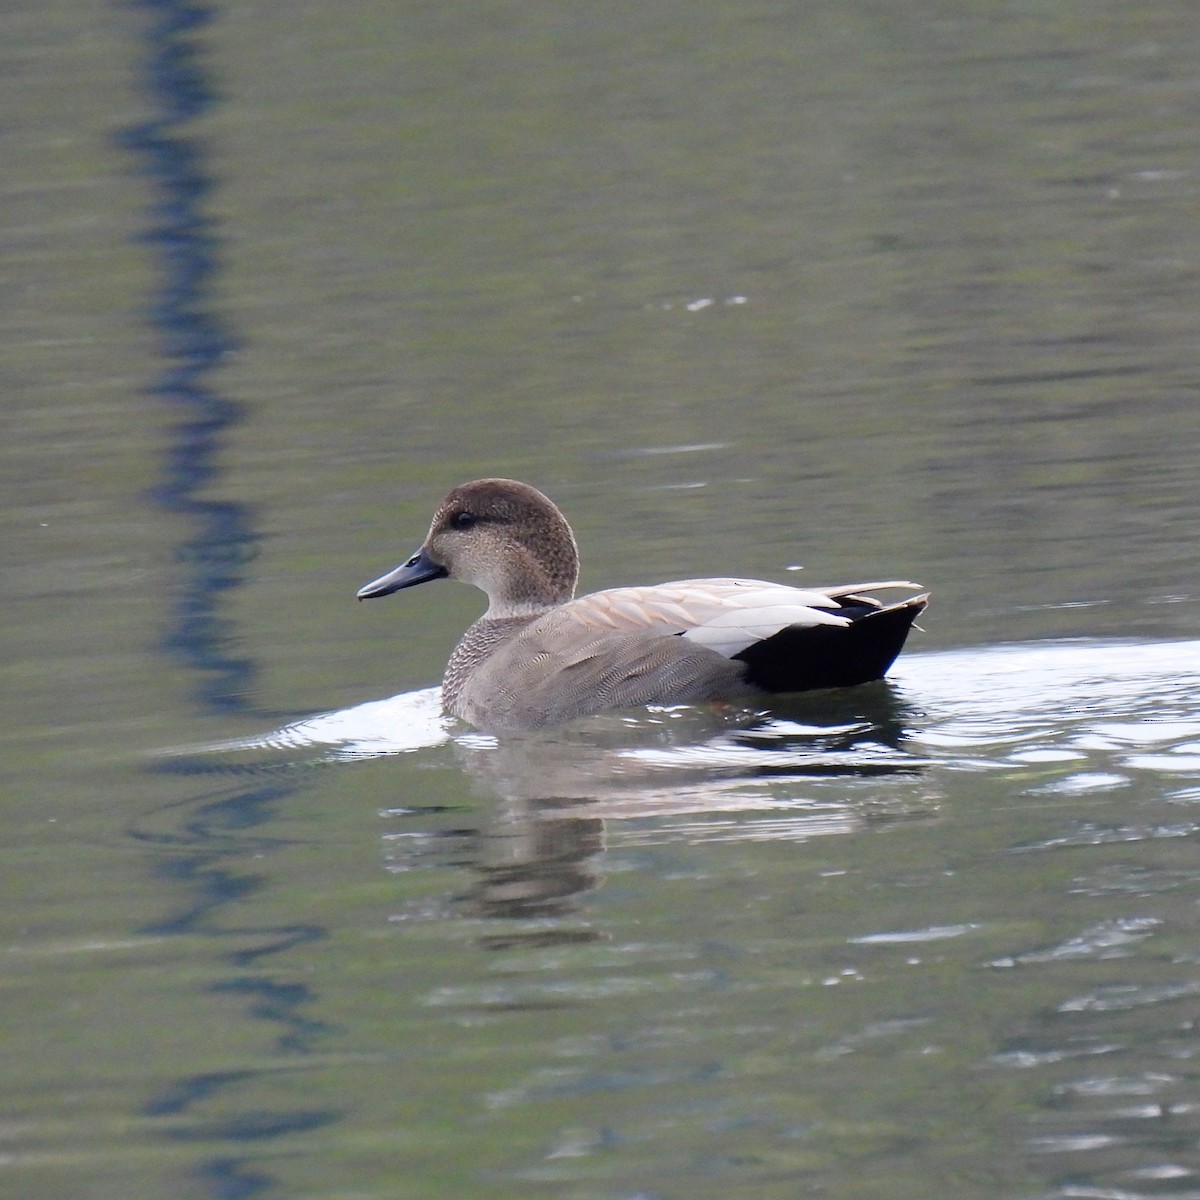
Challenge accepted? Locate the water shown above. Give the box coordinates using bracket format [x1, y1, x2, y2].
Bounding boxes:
[4, 1, 1200, 1197]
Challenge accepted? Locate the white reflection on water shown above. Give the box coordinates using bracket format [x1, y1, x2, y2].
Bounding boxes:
[183, 686, 451, 757]
[163, 637, 1200, 849]
[187, 637, 1200, 768]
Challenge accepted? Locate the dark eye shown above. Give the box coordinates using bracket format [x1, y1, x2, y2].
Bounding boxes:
[451, 510, 477, 529]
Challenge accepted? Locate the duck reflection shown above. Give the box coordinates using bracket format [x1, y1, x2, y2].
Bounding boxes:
[455, 682, 921, 804]
[447, 683, 928, 936]
[177, 679, 931, 944]
[460, 796, 606, 930]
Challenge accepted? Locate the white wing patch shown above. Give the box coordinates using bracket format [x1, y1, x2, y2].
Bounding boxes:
[682, 591, 850, 658]
[557, 578, 921, 658]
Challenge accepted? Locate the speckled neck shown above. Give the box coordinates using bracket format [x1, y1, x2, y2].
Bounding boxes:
[441, 613, 540, 715]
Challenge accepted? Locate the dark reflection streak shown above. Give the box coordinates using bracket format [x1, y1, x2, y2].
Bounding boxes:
[116, 0, 255, 715]
[971, 364, 1148, 387]
[120, 1, 338, 1194]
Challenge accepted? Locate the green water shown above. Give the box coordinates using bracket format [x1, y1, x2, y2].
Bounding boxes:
[3, 1, 1200, 1198]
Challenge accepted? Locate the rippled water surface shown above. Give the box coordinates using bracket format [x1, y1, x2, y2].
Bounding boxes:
[4, 1, 1200, 1198]
[132, 640, 1200, 1200]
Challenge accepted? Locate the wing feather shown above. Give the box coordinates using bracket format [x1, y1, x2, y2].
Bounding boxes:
[545, 578, 923, 659]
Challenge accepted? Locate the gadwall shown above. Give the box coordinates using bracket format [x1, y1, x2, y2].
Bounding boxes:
[357, 479, 928, 733]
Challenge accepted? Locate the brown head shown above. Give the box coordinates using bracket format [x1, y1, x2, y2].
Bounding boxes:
[356, 479, 580, 616]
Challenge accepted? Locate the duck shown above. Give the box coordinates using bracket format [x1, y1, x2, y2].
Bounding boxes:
[357, 478, 928, 733]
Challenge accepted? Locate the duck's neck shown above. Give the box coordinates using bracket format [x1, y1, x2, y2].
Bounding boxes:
[484, 596, 557, 619]
[483, 544, 577, 618]
[442, 612, 539, 711]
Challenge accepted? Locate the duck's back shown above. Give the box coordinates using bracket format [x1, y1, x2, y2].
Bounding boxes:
[442, 578, 926, 732]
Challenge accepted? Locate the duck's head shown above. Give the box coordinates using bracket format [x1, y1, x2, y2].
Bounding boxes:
[356, 478, 580, 616]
